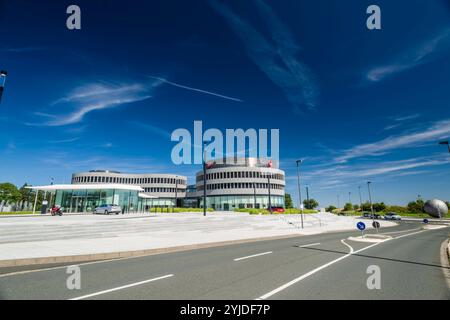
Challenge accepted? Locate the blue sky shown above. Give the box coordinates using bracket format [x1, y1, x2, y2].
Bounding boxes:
[1, 0, 450, 207]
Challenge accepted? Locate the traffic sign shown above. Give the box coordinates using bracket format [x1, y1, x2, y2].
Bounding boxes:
[372, 221, 380, 229]
[357, 221, 366, 231]
[423, 218, 429, 224]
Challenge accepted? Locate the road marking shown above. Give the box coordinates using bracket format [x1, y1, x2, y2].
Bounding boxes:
[340, 239, 354, 253]
[297, 243, 321, 248]
[379, 227, 421, 235]
[69, 274, 174, 300]
[257, 240, 385, 300]
[234, 251, 273, 261]
[393, 229, 426, 239]
[257, 227, 446, 300]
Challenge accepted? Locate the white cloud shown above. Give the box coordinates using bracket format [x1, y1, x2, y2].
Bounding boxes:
[148, 76, 242, 102]
[209, 0, 319, 113]
[335, 119, 450, 163]
[35, 80, 162, 126]
[367, 28, 450, 82]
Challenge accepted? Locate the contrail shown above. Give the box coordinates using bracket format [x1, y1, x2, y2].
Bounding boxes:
[148, 76, 242, 102]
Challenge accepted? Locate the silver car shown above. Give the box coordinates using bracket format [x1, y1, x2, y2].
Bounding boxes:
[93, 204, 122, 215]
[384, 212, 401, 220]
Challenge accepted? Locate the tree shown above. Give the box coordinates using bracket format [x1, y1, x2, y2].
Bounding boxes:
[361, 202, 372, 212]
[303, 198, 318, 209]
[0, 183, 21, 212]
[326, 205, 336, 213]
[19, 183, 33, 210]
[373, 202, 386, 212]
[343, 202, 353, 211]
[353, 204, 360, 211]
[407, 199, 424, 213]
[284, 193, 293, 209]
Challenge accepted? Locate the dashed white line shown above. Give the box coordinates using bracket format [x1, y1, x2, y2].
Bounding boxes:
[257, 239, 387, 300]
[297, 243, 321, 248]
[69, 274, 174, 300]
[233, 251, 273, 261]
[257, 227, 443, 300]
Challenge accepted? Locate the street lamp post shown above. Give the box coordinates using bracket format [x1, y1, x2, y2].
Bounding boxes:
[358, 186, 363, 213]
[367, 181, 374, 221]
[439, 140, 450, 153]
[337, 194, 340, 209]
[0, 70, 7, 104]
[175, 176, 178, 209]
[267, 173, 272, 214]
[253, 182, 257, 209]
[348, 191, 351, 204]
[202, 144, 207, 216]
[295, 159, 304, 229]
[49, 178, 54, 207]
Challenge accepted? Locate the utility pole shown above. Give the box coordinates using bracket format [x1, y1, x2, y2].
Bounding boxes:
[358, 186, 363, 212]
[439, 140, 450, 153]
[296, 159, 304, 229]
[253, 182, 257, 209]
[0, 70, 7, 104]
[175, 176, 178, 208]
[367, 181, 374, 221]
[267, 173, 272, 214]
[202, 143, 207, 216]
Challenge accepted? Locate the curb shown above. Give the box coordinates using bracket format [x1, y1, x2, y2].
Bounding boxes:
[439, 238, 450, 289]
[0, 233, 302, 268]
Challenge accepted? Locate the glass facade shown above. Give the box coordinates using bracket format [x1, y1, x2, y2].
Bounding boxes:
[200, 195, 284, 210]
[54, 188, 140, 213]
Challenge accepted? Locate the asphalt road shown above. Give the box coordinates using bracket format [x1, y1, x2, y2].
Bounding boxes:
[0, 221, 449, 300]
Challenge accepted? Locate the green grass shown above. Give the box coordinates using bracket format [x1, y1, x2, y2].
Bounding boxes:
[0, 211, 36, 215]
[149, 207, 215, 213]
[332, 210, 443, 219]
[234, 208, 318, 215]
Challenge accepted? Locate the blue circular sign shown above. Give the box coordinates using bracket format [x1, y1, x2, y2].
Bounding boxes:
[423, 218, 429, 224]
[357, 221, 366, 231]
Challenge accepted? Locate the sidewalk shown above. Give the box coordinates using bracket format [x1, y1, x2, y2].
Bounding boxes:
[0, 212, 397, 267]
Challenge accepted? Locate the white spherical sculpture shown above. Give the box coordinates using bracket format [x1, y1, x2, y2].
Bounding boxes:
[424, 199, 448, 218]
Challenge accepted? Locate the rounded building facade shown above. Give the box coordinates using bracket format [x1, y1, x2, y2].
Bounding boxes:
[72, 170, 187, 206]
[195, 158, 285, 210]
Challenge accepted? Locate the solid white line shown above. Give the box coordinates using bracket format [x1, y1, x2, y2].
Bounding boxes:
[379, 227, 421, 235]
[340, 239, 354, 254]
[297, 243, 321, 248]
[69, 274, 174, 300]
[257, 240, 385, 300]
[233, 251, 273, 261]
[258, 227, 443, 300]
[394, 229, 426, 239]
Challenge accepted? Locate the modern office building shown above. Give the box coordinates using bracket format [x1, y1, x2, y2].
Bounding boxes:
[26, 157, 284, 213]
[194, 157, 285, 210]
[71, 170, 187, 207]
[27, 184, 151, 213]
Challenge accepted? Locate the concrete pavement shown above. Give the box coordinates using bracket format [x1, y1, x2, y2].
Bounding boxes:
[0, 221, 448, 300]
[0, 212, 396, 265]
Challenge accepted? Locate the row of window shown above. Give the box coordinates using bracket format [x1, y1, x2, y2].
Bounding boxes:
[197, 171, 284, 182]
[143, 188, 185, 193]
[197, 182, 284, 191]
[72, 175, 186, 185]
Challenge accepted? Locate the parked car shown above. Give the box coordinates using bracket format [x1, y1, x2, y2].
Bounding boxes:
[384, 212, 401, 220]
[363, 212, 382, 219]
[93, 204, 122, 215]
[270, 207, 285, 213]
